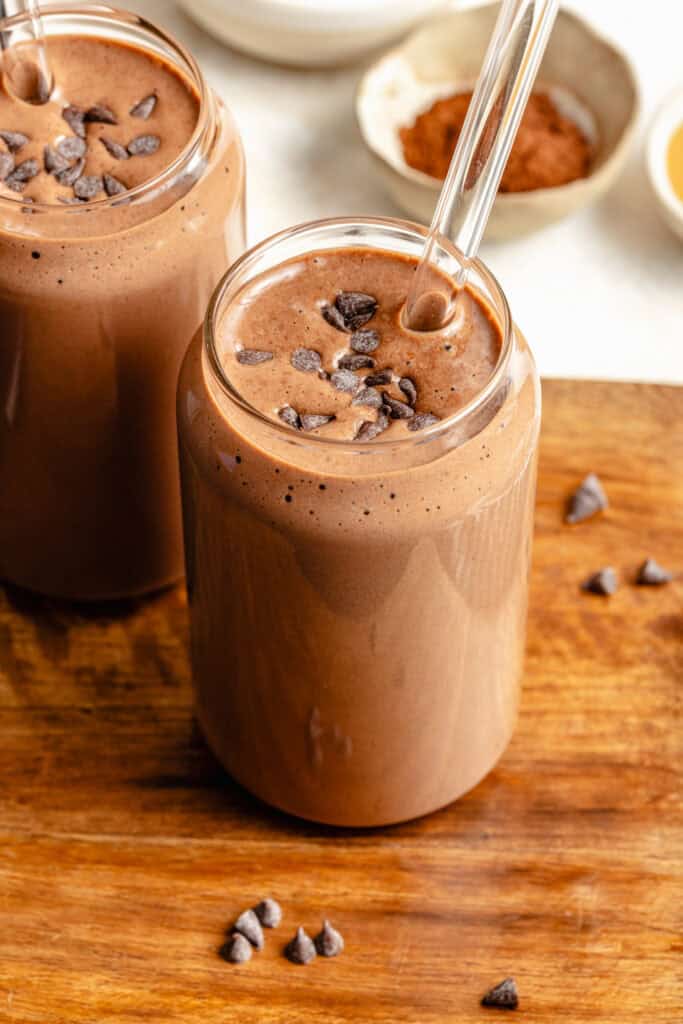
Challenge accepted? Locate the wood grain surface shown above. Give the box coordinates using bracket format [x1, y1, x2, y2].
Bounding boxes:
[0, 380, 681, 1023]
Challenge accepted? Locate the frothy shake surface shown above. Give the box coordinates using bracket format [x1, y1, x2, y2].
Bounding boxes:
[219, 249, 502, 442]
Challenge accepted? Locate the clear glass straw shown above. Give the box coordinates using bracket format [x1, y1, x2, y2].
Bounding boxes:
[0, 0, 53, 104]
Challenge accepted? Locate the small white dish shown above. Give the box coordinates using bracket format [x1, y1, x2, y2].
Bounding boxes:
[178, 0, 450, 68]
[646, 88, 683, 242]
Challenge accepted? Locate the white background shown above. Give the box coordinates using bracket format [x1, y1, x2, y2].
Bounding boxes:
[124, 0, 683, 384]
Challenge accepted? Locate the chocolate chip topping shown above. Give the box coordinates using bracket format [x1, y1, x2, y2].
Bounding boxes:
[481, 977, 518, 1010]
[127, 134, 160, 156]
[301, 413, 336, 431]
[330, 368, 360, 394]
[62, 105, 86, 139]
[220, 933, 252, 964]
[103, 173, 127, 197]
[73, 175, 103, 200]
[399, 377, 417, 406]
[407, 412, 440, 432]
[582, 567, 618, 596]
[0, 151, 14, 181]
[365, 370, 392, 386]
[84, 104, 118, 125]
[236, 348, 274, 366]
[565, 473, 608, 524]
[636, 558, 673, 586]
[352, 387, 383, 410]
[382, 393, 415, 420]
[254, 899, 282, 929]
[234, 909, 264, 950]
[5, 158, 39, 191]
[55, 158, 85, 187]
[284, 926, 316, 965]
[44, 145, 69, 175]
[100, 136, 129, 161]
[130, 93, 157, 120]
[314, 920, 344, 958]
[291, 347, 322, 373]
[57, 135, 87, 161]
[350, 328, 379, 354]
[278, 405, 301, 429]
[321, 302, 348, 332]
[0, 129, 29, 152]
[355, 412, 390, 442]
[338, 352, 375, 371]
[335, 291, 378, 331]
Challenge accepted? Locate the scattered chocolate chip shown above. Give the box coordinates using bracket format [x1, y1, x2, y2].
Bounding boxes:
[254, 899, 282, 929]
[330, 369, 360, 394]
[0, 151, 14, 181]
[234, 909, 264, 950]
[55, 158, 85, 187]
[0, 129, 29, 152]
[399, 377, 417, 406]
[220, 933, 252, 964]
[43, 144, 69, 175]
[636, 558, 673, 586]
[236, 348, 273, 366]
[582, 567, 618, 596]
[350, 328, 379, 354]
[103, 173, 127, 197]
[355, 412, 390, 442]
[57, 135, 87, 161]
[84, 104, 117, 125]
[382, 393, 414, 420]
[407, 412, 440, 432]
[365, 370, 392, 387]
[352, 387, 383, 410]
[284, 926, 316, 965]
[100, 136, 129, 160]
[278, 405, 301, 429]
[5, 158, 39, 191]
[127, 134, 160, 156]
[338, 352, 375, 371]
[314, 920, 344, 958]
[565, 473, 608, 524]
[301, 413, 336, 431]
[335, 291, 378, 331]
[481, 977, 518, 1010]
[62, 105, 86, 138]
[130, 93, 157, 120]
[321, 302, 348, 332]
[291, 347, 322, 373]
[73, 175, 103, 200]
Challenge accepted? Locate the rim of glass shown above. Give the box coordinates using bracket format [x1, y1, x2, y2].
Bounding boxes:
[0, 3, 209, 214]
[204, 215, 514, 452]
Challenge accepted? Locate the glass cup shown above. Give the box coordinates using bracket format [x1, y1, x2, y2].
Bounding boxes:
[177, 217, 541, 827]
[0, 4, 245, 600]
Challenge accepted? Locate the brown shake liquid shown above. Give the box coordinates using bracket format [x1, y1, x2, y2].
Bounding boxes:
[178, 243, 540, 827]
[0, 28, 245, 598]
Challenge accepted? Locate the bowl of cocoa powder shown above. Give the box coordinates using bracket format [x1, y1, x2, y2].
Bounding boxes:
[357, 3, 639, 238]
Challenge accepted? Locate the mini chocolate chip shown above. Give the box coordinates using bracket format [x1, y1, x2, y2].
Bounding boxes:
[291, 347, 322, 373]
[582, 567, 618, 596]
[636, 558, 673, 585]
[365, 370, 392, 386]
[407, 412, 440, 432]
[278, 405, 301, 429]
[321, 302, 348, 332]
[5, 158, 39, 191]
[236, 348, 273, 365]
[355, 412, 390, 442]
[382, 393, 414, 420]
[220, 933, 252, 964]
[0, 151, 14, 181]
[284, 927, 316, 965]
[235, 909, 264, 950]
[314, 920, 344, 958]
[62, 105, 86, 138]
[44, 144, 69, 175]
[338, 352, 375, 371]
[335, 291, 378, 331]
[73, 175, 103, 200]
[127, 134, 160, 156]
[481, 978, 518, 1010]
[55, 158, 85, 187]
[301, 413, 336, 431]
[84, 104, 117, 125]
[350, 328, 379, 354]
[399, 377, 417, 406]
[57, 135, 87, 161]
[352, 387, 383, 410]
[254, 899, 282, 929]
[100, 136, 129, 160]
[565, 473, 608, 524]
[103, 173, 127, 197]
[330, 368, 360, 394]
[0, 130, 29, 152]
[130, 93, 157, 120]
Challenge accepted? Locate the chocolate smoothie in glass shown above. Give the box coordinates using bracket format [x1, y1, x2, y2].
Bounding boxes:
[0, 5, 245, 599]
[177, 218, 540, 827]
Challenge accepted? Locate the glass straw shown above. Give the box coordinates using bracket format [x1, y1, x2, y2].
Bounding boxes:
[1, 0, 53, 104]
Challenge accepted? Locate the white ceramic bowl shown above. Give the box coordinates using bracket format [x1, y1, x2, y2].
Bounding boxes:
[646, 88, 683, 242]
[177, 0, 450, 68]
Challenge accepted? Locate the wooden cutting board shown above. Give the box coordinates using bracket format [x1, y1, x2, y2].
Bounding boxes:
[0, 380, 681, 1024]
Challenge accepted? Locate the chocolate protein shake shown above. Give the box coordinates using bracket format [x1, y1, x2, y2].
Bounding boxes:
[0, 6, 245, 599]
[177, 219, 540, 827]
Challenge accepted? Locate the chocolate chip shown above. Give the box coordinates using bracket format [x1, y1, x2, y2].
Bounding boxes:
[321, 302, 348, 332]
[636, 558, 673, 586]
[338, 352, 375, 371]
[582, 567, 618, 596]
[350, 328, 379, 354]
[127, 134, 160, 156]
[481, 978, 518, 1010]
[565, 473, 608, 524]
[5, 158, 39, 191]
[254, 899, 282, 929]
[0, 129, 29, 152]
[278, 405, 301, 429]
[234, 909, 264, 950]
[352, 387, 383, 410]
[314, 920, 344, 958]
[62, 105, 86, 138]
[399, 377, 417, 406]
[335, 291, 378, 331]
[100, 136, 129, 160]
[103, 173, 127, 197]
[365, 370, 392, 386]
[130, 93, 157, 120]
[291, 347, 322, 373]
[57, 135, 87, 161]
[330, 369, 360, 394]
[382, 393, 414, 420]
[73, 175, 103, 200]
[301, 413, 336, 431]
[220, 933, 252, 964]
[84, 104, 117, 125]
[236, 348, 273, 365]
[0, 151, 14, 181]
[44, 145, 69, 175]
[284, 927, 316, 965]
[355, 412, 390, 442]
[407, 412, 440, 432]
[55, 158, 85, 187]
